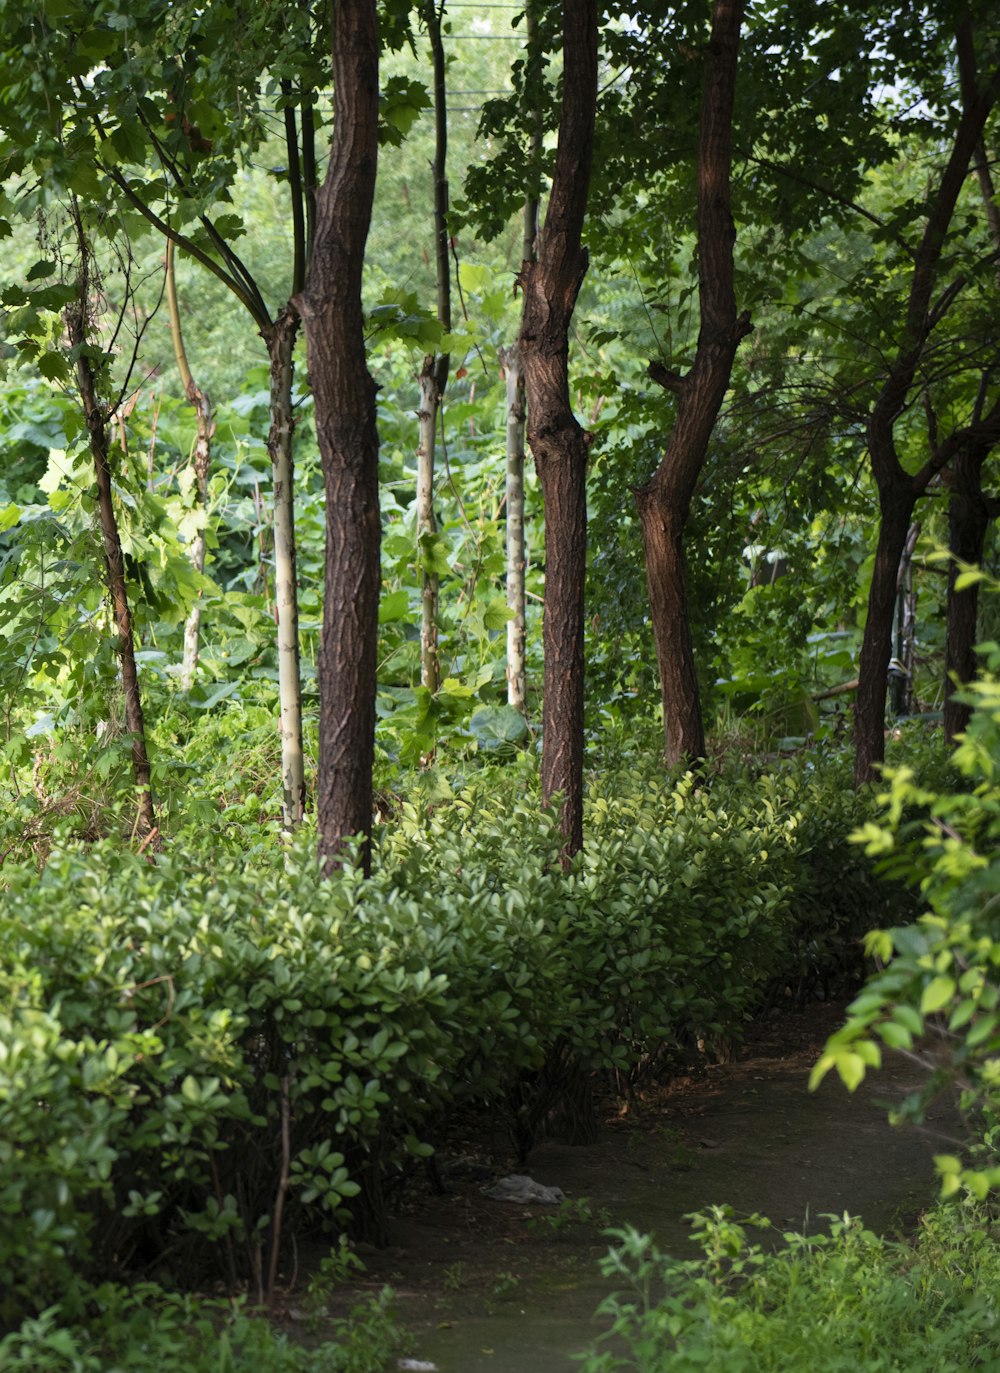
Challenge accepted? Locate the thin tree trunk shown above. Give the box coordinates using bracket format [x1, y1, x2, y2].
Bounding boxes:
[890, 520, 920, 718]
[942, 110, 1000, 744]
[416, 368, 441, 695]
[66, 228, 155, 836]
[944, 445, 992, 742]
[416, 1, 452, 698]
[501, 344, 527, 711]
[165, 240, 215, 693]
[518, 0, 598, 859]
[635, 0, 751, 768]
[266, 307, 306, 828]
[297, 0, 380, 876]
[855, 482, 919, 780]
[502, 2, 541, 717]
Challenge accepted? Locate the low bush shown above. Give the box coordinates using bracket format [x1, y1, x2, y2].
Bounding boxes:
[0, 1282, 406, 1373]
[0, 751, 908, 1326]
[581, 1203, 1000, 1372]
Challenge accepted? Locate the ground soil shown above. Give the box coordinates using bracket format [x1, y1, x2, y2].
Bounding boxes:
[304, 1002, 960, 1373]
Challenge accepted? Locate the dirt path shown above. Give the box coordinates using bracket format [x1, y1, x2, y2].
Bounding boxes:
[331, 1005, 959, 1373]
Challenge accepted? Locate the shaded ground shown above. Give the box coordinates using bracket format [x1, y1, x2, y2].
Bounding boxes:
[313, 1003, 959, 1372]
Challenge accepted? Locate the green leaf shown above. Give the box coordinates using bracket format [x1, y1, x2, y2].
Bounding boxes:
[469, 705, 529, 751]
[835, 1052, 867, 1092]
[378, 588, 410, 624]
[920, 976, 956, 1016]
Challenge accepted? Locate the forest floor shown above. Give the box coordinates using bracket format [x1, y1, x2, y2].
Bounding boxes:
[299, 1002, 959, 1373]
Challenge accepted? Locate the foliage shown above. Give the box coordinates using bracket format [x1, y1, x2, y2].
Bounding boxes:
[0, 752, 898, 1323]
[811, 625, 1000, 1198]
[0, 1282, 406, 1373]
[580, 1203, 1000, 1372]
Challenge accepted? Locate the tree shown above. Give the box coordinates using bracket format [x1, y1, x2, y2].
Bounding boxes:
[165, 240, 215, 693]
[853, 16, 1000, 785]
[502, 0, 542, 717]
[0, 0, 319, 827]
[66, 205, 156, 837]
[415, 0, 452, 699]
[298, 0, 381, 875]
[634, 0, 751, 768]
[518, 0, 598, 858]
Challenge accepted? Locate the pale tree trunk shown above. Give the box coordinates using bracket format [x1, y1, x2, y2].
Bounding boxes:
[416, 0, 452, 696]
[890, 521, 920, 718]
[165, 240, 215, 693]
[518, 0, 598, 859]
[417, 368, 441, 694]
[501, 344, 527, 711]
[854, 28, 1000, 785]
[635, 0, 751, 769]
[297, 0, 380, 876]
[66, 218, 155, 836]
[266, 307, 305, 828]
[502, 1, 541, 717]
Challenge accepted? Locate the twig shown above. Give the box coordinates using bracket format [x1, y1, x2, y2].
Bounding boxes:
[267, 1074, 292, 1303]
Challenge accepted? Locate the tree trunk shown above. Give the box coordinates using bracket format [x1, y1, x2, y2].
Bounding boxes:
[890, 520, 920, 718]
[66, 282, 156, 836]
[854, 482, 916, 784]
[502, 5, 540, 718]
[297, 0, 380, 876]
[165, 240, 215, 694]
[635, 0, 750, 768]
[501, 344, 527, 711]
[416, 364, 441, 695]
[634, 495, 706, 763]
[416, 0, 452, 698]
[944, 446, 992, 742]
[517, 0, 598, 859]
[266, 307, 306, 829]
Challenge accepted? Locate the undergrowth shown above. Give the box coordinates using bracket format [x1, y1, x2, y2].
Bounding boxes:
[581, 1203, 1000, 1372]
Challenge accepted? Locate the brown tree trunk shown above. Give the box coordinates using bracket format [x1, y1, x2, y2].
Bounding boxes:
[297, 0, 380, 876]
[517, 0, 598, 859]
[635, 0, 751, 768]
[66, 256, 156, 836]
[944, 445, 992, 742]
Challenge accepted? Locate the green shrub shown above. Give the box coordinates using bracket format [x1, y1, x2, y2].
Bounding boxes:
[0, 1282, 406, 1372]
[812, 643, 1000, 1198]
[581, 1204, 1000, 1372]
[0, 750, 905, 1320]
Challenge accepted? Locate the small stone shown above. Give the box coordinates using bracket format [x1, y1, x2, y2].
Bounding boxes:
[482, 1174, 566, 1205]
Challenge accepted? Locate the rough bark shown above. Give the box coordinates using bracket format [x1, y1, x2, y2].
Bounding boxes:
[501, 344, 527, 711]
[854, 34, 1000, 785]
[517, 0, 598, 859]
[266, 307, 306, 828]
[66, 256, 155, 836]
[635, 0, 751, 768]
[165, 241, 215, 694]
[297, 0, 380, 875]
